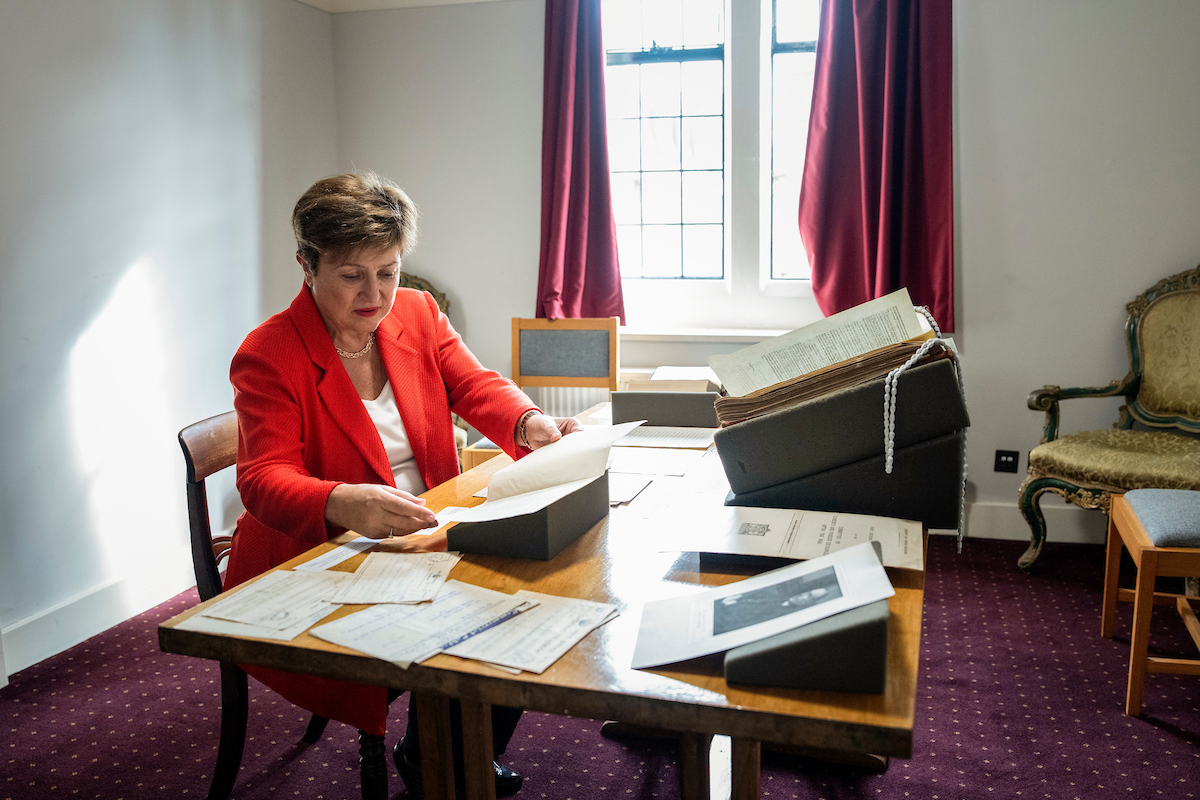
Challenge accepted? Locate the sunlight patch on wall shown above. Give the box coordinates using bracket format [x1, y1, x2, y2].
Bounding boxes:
[68, 258, 190, 606]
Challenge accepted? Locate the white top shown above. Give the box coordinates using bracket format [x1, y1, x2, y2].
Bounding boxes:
[361, 380, 427, 496]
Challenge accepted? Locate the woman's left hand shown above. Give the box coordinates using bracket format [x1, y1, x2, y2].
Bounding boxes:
[523, 413, 583, 450]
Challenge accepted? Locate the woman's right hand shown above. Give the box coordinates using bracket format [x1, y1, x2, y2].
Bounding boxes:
[324, 483, 439, 539]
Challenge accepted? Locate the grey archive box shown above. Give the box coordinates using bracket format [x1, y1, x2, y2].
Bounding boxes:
[446, 472, 609, 561]
[713, 358, 968, 496]
[725, 431, 966, 530]
[610, 391, 720, 428]
[723, 599, 890, 693]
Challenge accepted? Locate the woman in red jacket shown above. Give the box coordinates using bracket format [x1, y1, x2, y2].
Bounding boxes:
[226, 172, 576, 797]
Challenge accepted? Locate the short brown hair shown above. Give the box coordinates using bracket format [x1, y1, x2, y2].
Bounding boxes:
[292, 172, 418, 272]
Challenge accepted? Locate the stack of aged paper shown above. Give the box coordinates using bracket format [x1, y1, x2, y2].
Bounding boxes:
[708, 289, 940, 427]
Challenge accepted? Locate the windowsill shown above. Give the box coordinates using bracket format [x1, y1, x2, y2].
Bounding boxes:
[619, 326, 789, 344]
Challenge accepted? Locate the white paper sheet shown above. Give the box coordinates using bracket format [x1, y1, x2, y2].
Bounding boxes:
[612, 427, 716, 449]
[310, 580, 536, 668]
[294, 537, 378, 571]
[443, 590, 618, 674]
[328, 551, 461, 605]
[653, 506, 924, 571]
[451, 476, 601, 523]
[707, 288, 923, 397]
[607, 446, 707, 476]
[487, 421, 644, 501]
[180, 571, 352, 640]
[607, 473, 653, 505]
[198, 570, 346, 630]
[631, 542, 894, 669]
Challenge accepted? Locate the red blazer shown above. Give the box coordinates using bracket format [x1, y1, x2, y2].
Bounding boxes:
[225, 284, 537, 734]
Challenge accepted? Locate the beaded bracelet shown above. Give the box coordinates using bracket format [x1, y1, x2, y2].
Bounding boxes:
[517, 410, 538, 449]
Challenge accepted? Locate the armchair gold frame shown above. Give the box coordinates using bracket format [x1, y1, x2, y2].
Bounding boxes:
[1017, 265, 1200, 571]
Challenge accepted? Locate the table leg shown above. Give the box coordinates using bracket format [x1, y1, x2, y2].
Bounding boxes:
[414, 692, 457, 800]
[678, 732, 713, 800]
[459, 700, 496, 800]
[730, 738, 761, 800]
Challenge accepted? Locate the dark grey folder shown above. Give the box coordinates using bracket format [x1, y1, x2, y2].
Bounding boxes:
[713, 358, 968, 495]
[724, 430, 965, 530]
[611, 391, 719, 428]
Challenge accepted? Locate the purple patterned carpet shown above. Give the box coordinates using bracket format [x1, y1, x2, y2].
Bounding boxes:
[3, 537, 1199, 800]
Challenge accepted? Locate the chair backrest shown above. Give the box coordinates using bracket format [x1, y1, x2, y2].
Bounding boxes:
[511, 317, 620, 393]
[178, 411, 238, 602]
[399, 272, 449, 314]
[1125, 265, 1200, 432]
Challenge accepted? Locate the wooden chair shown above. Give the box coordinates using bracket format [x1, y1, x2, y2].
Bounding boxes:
[178, 412, 387, 800]
[1017, 265, 1200, 570]
[511, 316, 620, 394]
[1101, 490, 1200, 716]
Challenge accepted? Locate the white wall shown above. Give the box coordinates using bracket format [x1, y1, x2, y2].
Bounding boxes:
[954, 0, 1200, 541]
[0, 0, 337, 677]
[330, 0, 546, 375]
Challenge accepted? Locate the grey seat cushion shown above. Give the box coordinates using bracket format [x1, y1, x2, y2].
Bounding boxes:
[1125, 489, 1200, 547]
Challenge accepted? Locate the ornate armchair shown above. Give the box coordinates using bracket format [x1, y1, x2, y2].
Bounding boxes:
[1017, 266, 1200, 571]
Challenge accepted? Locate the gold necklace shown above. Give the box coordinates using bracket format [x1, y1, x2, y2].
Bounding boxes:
[335, 332, 375, 359]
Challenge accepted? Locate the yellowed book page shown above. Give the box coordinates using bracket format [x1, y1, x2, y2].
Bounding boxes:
[707, 288, 924, 397]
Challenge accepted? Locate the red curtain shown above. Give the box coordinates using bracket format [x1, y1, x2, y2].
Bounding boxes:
[537, 0, 626, 323]
[797, 0, 954, 331]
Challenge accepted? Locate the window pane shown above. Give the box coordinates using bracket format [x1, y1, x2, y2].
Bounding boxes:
[610, 172, 642, 225]
[605, 64, 640, 118]
[777, 0, 820, 44]
[681, 116, 722, 170]
[682, 0, 723, 47]
[640, 62, 680, 117]
[641, 117, 680, 170]
[682, 171, 721, 224]
[616, 225, 643, 278]
[680, 60, 722, 116]
[602, 0, 642, 51]
[642, 171, 681, 224]
[772, 51, 816, 280]
[607, 118, 640, 172]
[642, 225, 682, 277]
[642, 0, 683, 49]
[682, 225, 723, 278]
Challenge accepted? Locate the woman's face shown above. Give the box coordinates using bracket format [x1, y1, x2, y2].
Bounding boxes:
[303, 246, 402, 349]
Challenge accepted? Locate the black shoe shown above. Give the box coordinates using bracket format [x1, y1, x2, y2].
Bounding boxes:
[493, 760, 523, 797]
[394, 739, 523, 798]
[394, 740, 423, 798]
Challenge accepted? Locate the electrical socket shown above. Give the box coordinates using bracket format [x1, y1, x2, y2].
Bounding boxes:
[994, 450, 1019, 473]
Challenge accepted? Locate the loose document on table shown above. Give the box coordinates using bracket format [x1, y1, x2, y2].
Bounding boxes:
[182, 559, 617, 672]
[653, 506, 924, 572]
[632, 542, 894, 669]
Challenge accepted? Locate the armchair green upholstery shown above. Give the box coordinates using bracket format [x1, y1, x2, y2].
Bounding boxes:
[1017, 265, 1200, 571]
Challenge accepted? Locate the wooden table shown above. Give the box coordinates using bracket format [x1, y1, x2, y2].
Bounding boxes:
[159, 456, 924, 800]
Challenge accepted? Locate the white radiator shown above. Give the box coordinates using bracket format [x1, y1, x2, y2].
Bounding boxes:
[533, 386, 610, 418]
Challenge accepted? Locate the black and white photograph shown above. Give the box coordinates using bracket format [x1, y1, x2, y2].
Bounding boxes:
[712, 566, 843, 636]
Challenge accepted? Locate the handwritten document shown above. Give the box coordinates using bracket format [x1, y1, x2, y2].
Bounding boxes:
[197, 570, 347, 630]
[293, 537, 377, 571]
[707, 288, 924, 397]
[310, 580, 535, 668]
[444, 590, 618, 674]
[329, 551, 461, 605]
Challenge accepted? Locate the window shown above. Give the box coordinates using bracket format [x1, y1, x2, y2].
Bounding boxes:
[601, 0, 823, 331]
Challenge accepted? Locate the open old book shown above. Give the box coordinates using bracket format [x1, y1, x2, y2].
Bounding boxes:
[707, 289, 946, 427]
